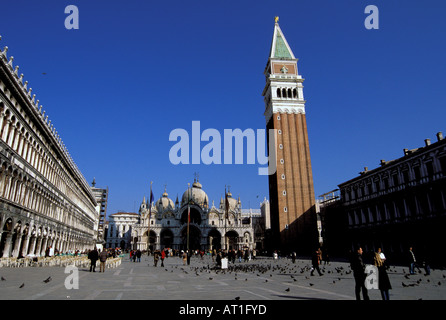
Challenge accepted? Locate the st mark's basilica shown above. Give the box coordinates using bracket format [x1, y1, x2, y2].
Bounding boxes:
[130, 178, 262, 253]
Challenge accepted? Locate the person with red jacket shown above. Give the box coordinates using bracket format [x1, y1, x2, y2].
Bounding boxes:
[161, 249, 166, 267]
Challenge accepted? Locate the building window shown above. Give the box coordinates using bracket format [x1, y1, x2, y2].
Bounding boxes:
[278, 129, 282, 134]
[277, 115, 280, 120]
[284, 207, 287, 212]
[281, 174, 285, 180]
[439, 157, 446, 174]
[374, 180, 380, 192]
[279, 144, 283, 149]
[413, 166, 421, 181]
[280, 159, 284, 164]
[402, 170, 409, 184]
[383, 178, 389, 190]
[366, 181, 373, 195]
[392, 174, 399, 186]
[282, 190, 286, 196]
[425, 161, 434, 178]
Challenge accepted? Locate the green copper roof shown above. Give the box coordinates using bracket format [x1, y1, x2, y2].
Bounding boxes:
[274, 34, 293, 59]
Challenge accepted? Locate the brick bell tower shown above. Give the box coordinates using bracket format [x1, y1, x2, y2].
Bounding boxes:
[262, 17, 318, 254]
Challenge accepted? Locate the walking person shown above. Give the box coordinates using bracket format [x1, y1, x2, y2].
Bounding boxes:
[310, 249, 323, 276]
[350, 246, 370, 300]
[374, 248, 392, 300]
[161, 249, 165, 267]
[216, 250, 222, 268]
[153, 250, 160, 267]
[182, 250, 187, 266]
[244, 249, 249, 262]
[88, 247, 99, 272]
[136, 249, 141, 263]
[291, 251, 296, 264]
[99, 249, 108, 272]
[322, 246, 330, 265]
[408, 247, 421, 275]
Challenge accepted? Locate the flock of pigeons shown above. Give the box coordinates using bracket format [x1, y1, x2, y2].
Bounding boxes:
[161, 257, 445, 299]
[1, 257, 444, 299]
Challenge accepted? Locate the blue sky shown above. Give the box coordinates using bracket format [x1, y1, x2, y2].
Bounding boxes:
[1, 0, 445, 215]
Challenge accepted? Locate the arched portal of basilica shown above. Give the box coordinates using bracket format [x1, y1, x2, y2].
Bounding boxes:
[132, 179, 258, 252]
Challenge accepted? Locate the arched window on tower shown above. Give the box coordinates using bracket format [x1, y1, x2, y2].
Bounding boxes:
[293, 88, 298, 98]
[287, 88, 292, 98]
[277, 88, 281, 98]
[282, 88, 287, 98]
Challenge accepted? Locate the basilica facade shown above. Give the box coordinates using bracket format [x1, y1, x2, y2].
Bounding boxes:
[131, 179, 260, 252]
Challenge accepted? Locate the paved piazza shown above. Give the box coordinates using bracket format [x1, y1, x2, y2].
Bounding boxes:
[0, 254, 445, 301]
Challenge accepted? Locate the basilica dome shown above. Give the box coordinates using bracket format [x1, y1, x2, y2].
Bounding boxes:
[220, 191, 239, 211]
[156, 190, 175, 211]
[181, 180, 209, 207]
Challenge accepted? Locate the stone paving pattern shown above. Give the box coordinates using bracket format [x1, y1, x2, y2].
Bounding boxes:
[0, 254, 445, 300]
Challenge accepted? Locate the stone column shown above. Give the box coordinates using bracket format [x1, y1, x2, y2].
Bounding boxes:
[28, 236, 37, 255]
[21, 235, 30, 256]
[1, 232, 12, 258]
[40, 237, 48, 256]
[35, 237, 42, 257]
[11, 232, 23, 257]
[1, 119, 11, 142]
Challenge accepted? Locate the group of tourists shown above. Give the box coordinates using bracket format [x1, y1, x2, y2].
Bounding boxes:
[86, 247, 120, 272]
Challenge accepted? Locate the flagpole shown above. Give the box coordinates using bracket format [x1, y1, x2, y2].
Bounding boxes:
[225, 185, 227, 251]
[147, 181, 152, 254]
[187, 182, 190, 252]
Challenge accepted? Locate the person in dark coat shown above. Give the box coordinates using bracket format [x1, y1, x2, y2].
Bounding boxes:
[88, 248, 99, 272]
[291, 251, 296, 264]
[350, 246, 370, 300]
[374, 248, 392, 300]
[216, 250, 222, 268]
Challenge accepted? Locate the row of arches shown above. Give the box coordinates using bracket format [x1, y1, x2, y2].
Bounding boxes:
[131, 227, 253, 252]
[0, 215, 94, 258]
[276, 87, 298, 99]
[0, 160, 93, 234]
[143, 207, 251, 229]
